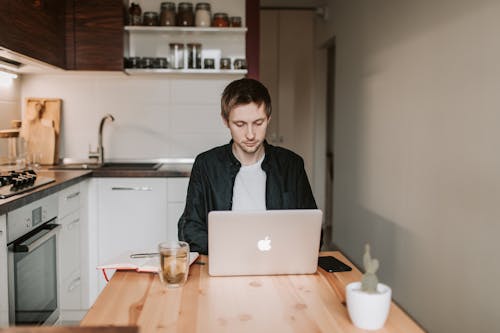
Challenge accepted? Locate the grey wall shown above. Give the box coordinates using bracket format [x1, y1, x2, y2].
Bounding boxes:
[317, 0, 500, 332]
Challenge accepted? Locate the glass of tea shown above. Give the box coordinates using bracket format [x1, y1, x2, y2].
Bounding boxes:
[158, 241, 190, 288]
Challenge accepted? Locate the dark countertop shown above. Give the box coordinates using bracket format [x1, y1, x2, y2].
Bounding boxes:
[0, 163, 193, 214]
[0, 170, 92, 215]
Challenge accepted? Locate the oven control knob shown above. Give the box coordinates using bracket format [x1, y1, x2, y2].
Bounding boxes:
[25, 217, 31, 228]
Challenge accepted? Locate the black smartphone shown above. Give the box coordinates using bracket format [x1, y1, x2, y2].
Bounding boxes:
[318, 256, 352, 272]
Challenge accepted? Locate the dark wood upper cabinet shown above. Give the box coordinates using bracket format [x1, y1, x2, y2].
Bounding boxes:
[66, 0, 125, 71]
[0, 0, 66, 68]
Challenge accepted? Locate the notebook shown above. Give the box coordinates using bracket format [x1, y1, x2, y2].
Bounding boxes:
[208, 209, 323, 276]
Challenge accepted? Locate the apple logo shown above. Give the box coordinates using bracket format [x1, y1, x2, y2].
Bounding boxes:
[257, 236, 272, 251]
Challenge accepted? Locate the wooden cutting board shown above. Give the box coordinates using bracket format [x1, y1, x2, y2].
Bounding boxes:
[21, 98, 61, 165]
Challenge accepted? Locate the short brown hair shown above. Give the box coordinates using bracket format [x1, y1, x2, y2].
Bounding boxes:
[221, 78, 272, 121]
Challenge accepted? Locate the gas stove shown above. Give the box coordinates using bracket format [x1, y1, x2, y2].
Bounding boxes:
[0, 170, 55, 199]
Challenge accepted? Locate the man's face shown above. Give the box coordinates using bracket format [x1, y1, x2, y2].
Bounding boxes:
[224, 102, 270, 161]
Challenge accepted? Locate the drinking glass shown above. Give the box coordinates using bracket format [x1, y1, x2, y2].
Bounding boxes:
[158, 241, 190, 288]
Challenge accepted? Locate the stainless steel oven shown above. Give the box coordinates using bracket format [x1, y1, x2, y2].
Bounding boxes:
[6, 194, 60, 325]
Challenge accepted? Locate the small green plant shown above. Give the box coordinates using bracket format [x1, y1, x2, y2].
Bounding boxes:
[361, 243, 379, 293]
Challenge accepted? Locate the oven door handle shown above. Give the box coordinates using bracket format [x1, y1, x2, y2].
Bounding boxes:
[13, 223, 61, 253]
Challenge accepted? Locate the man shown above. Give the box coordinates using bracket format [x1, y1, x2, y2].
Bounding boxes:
[178, 78, 318, 254]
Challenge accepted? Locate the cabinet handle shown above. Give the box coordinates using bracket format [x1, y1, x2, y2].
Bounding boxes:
[66, 192, 80, 200]
[111, 187, 153, 191]
[68, 277, 81, 292]
[67, 218, 80, 230]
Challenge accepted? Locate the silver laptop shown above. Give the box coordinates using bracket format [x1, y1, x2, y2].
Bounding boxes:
[208, 209, 323, 276]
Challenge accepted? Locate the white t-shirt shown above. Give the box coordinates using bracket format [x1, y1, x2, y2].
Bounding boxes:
[232, 155, 266, 211]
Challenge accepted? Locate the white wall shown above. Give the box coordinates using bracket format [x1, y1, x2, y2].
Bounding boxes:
[21, 73, 233, 160]
[317, 0, 500, 332]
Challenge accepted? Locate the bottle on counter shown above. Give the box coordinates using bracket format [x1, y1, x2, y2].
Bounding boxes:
[195, 3, 211, 27]
[177, 2, 194, 26]
[160, 2, 176, 26]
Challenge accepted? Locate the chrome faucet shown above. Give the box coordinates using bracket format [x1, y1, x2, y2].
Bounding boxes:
[89, 114, 115, 164]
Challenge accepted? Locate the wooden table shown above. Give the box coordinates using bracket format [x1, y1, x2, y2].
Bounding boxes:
[81, 251, 424, 332]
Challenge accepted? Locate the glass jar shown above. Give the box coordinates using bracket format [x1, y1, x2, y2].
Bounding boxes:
[204, 58, 215, 69]
[128, 3, 142, 25]
[170, 43, 185, 69]
[212, 12, 229, 27]
[195, 3, 211, 27]
[220, 57, 231, 69]
[230, 16, 242, 27]
[233, 58, 247, 70]
[177, 2, 194, 26]
[143, 11, 159, 26]
[187, 43, 202, 69]
[160, 2, 176, 26]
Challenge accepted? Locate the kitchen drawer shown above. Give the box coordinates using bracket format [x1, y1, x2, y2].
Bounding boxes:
[60, 269, 81, 310]
[58, 183, 81, 219]
[59, 211, 81, 278]
[167, 178, 189, 202]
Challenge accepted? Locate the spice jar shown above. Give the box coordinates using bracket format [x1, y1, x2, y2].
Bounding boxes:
[195, 3, 211, 27]
[204, 58, 215, 69]
[220, 57, 231, 69]
[170, 43, 185, 69]
[177, 2, 194, 26]
[187, 43, 202, 69]
[233, 58, 247, 70]
[160, 2, 176, 26]
[212, 13, 229, 27]
[129, 3, 142, 25]
[230, 16, 242, 27]
[143, 12, 159, 26]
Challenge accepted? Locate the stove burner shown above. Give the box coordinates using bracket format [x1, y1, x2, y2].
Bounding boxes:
[0, 170, 55, 199]
[0, 170, 37, 188]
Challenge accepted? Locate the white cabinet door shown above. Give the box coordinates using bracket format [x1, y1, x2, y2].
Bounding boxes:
[97, 178, 168, 270]
[166, 178, 189, 242]
[0, 215, 8, 326]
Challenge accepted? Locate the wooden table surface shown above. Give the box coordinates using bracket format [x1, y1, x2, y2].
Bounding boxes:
[80, 251, 424, 333]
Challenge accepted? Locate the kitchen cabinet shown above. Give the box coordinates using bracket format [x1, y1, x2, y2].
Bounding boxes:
[57, 182, 88, 322]
[0, 0, 65, 68]
[166, 178, 189, 241]
[0, 215, 7, 327]
[125, 26, 247, 75]
[65, 0, 125, 71]
[95, 178, 168, 292]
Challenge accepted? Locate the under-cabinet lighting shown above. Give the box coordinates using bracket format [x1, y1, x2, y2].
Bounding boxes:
[0, 69, 18, 79]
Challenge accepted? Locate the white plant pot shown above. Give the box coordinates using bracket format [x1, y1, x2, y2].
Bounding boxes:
[346, 281, 392, 330]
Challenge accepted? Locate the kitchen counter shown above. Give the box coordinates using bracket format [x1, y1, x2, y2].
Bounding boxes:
[90, 163, 192, 178]
[0, 162, 193, 215]
[0, 170, 92, 215]
[81, 251, 425, 332]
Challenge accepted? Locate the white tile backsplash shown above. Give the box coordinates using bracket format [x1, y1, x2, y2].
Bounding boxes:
[20, 72, 238, 160]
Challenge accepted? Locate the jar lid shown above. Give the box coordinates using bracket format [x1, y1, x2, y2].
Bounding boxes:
[213, 12, 229, 18]
[178, 2, 194, 9]
[161, 2, 176, 9]
[195, 3, 211, 10]
[169, 43, 184, 47]
[144, 11, 158, 17]
[186, 43, 202, 47]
